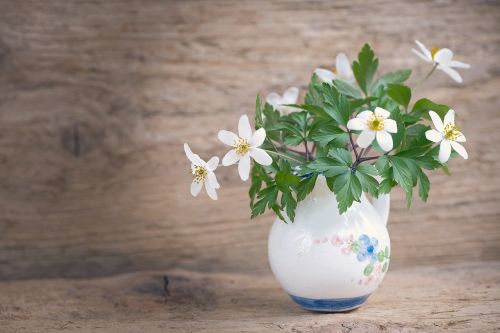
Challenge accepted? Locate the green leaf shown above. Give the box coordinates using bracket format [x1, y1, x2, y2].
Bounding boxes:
[323, 83, 352, 126]
[372, 69, 412, 91]
[363, 264, 374, 276]
[287, 104, 329, 119]
[387, 83, 411, 109]
[417, 167, 430, 202]
[328, 147, 352, 166]
[251, 185, 279, 219]
[308, 123, 349, 147]
[305, 74, 326, 107]
[332, 172, 362, 213]
[356, 171, 379, 197]
[377, 251, 385, 262]
[352, 43, 379, 96]
[411, 98, 450, 119]
[255, 95, 263, 128]
[275, 171, 301, 191]
[296, 174, 318, 202]
[356, 163, 379, 176]
[333, 79, 363, 99]
[390, 156, 413, 193]
[281, 190, 297, 222]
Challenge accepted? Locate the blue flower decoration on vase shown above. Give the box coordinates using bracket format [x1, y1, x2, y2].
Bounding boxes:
[356, 234, 378, 264]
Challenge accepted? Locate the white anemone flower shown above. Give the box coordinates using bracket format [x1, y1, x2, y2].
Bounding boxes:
[266, 87, 300, 115]
[314, 52, 354, 83]
[412, 40, 471, 83]
[347, 107, 398, 152]
[218, 115, 273, 181]
[425, 109, 468, 163]
[184, 143, 220, 200]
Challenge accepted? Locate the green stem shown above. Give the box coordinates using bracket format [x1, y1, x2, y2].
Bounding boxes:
[415, 63, 437, 89]
[264, 149, 303, 164]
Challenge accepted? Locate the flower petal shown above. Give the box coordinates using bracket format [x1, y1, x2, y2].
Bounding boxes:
[205, 182, 218, 200]
[429, 111, 444, 132]
[444, 109, 455, 125]
[207, 171, 220, 189]
[384, 119, 397, 133]
[425, 129, 443, 143]
[434, 48, 453, 64]
[336, 53, 353, 80]
[206, 156, 219, 171]
[374, 107, 390, 119]
[439, 140, 452, 163]
[347, 118, 367, 131]
[450, 141, 468, 160]
[455, 133, 466, 142]
[447, 60, 470, 69]
[190, 181, 203, 197]
[282, 86, 299, 104]
[222, 149, 240, 166]
[357, 130, 376, 148]
[249, 147, 272, 166]
[412, 49, 432, 62]
[238, 115, 252, 140]
[438, 65, 463, 83]
[250, 128, 266, 147]
[376, 130, 393, 152]
[415, 40, 432, 60]
[314, 68, 336, 83]
[184, 143, 199, 164]
[238, 154, 251, 181]
[266, 92, 282, 109]
[218, 130, 239, 146]
[357, 110, 373, 120]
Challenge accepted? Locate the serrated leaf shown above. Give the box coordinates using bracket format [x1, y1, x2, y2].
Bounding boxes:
[275, 171, 300, 191]
[411, 98, 450, 119]
[356, 171, 379, 197]
[328, 147, 352, 166]
[387, 83, 411, 109]
[356, 163, 379, 176]
[332, 172, 362, 213]
[308, 123, 348, 147]
[390, 156, 413, 193]
[296, 174, 318, 202]
[372, 69, 412, 91]
[333, 79, 363, 99]
[323, 84, 351, 126]
[352, 43, 379, 96]
[281, 190, 297, 222]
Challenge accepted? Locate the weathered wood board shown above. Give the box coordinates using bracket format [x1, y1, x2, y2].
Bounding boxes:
[0, 0, 499, 281]
[0, 262, 499, 332]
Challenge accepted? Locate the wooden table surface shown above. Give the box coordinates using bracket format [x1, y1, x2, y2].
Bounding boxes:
[0, 0, 499, 331]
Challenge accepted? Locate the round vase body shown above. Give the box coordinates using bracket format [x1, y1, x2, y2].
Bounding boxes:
[268, 176, 391, 312]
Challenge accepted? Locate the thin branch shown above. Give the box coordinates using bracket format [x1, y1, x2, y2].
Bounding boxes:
[348, 130, 359, 161]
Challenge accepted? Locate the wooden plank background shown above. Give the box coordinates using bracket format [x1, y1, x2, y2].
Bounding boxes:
[0, 0, 499, 281]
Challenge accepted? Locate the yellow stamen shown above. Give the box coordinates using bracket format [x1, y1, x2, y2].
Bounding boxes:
[431, 47, 440, 60]
[192, 165, 208, 183]
[367, 114, 385, 131]
[234, 138, 250, 155]
[331, 66, 337, 74]
[443, 123, 462, 141]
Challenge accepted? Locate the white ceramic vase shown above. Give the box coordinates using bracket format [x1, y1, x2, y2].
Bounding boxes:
[268, 175, 390, 312]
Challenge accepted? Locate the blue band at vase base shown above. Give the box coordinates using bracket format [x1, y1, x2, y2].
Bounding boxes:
[290, 294, 371, 312]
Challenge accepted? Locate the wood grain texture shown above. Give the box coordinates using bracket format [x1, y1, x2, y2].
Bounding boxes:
[0, 0, 499, 280]
[0, 262, 499, 332]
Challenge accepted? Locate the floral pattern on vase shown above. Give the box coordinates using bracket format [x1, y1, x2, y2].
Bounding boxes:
[314, 233, 390, 285]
